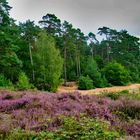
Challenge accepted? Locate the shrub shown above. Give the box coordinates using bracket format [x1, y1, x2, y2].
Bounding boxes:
[128, 64, 140, 82]
[46, 115, 120, 140]
[78, 76, 93, 90]
[123, 121, 140, 137]
[83, 58, 103, 87]
[103, 62, 130, 86]
[0, 116, 120, 140]
[111, 98, 140, 120]
[0, 129, 37, 140]
[0, 74, 14, 89]
[1, 91, 140, 138]
[101, 75, 110, 87]
[16, 72, 31, 90]
[103, 90, 129, 100]
[94, 55, 105, 69]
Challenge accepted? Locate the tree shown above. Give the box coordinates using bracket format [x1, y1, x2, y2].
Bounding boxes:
[39, 13, 61, 37]
[34, 31, 63, 92]
[74, 28, 87, 77]
[0, 0, 11, 26]
[18, 20, 40, 81]
[16, 72, 31, 90]
[83, 58, 103, 87]
[0, 0, 22, 82]
[61, 21, 74, 85]
[98, 27, 117, 62]
[88, 32, 98, 58]
[103, 62, 130, 86]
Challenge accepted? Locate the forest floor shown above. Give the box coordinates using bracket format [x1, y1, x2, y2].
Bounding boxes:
[57, 82, 140, 95]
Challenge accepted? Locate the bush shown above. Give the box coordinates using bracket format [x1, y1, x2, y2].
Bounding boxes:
[94, 55, 105, 69]
[101, 75, 110, 87]
[128, 64, 140, 82]
[0, 116, 120, 140]
[104, 90, 140, 101]
[103, 62, 130, 86]
[78, 76, 93, 90]
[16, 72, 31, 90]
[103, 90, 129, 100]
[0, 74, 14, 89]
[83, 58, 103, 87]
[1, 91, 139, 138]
[46, 115, 120, 140]
[111, 98, 140, 120]
[0, 129, 36, 140]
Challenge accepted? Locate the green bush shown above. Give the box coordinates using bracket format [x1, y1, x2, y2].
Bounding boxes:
[78, 76, 93, 90]
[0, 129, 36, 140]
[103, 90, 129, 100]
[47, 115, 120, 140]
[83, 58, 104, 88]
[16, 72, 31, 90]
[101, 75, 110, 87]
[94, 55, 105, 69]
[103, 90, 140, 101]
[128, 64, 140, 82]
[0, 74, 14, 89]
[0, 115, 120, 140]
[103, 62, 130, 86]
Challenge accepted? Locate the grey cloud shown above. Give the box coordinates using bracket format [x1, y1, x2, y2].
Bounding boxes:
[8, 0, 140, 37]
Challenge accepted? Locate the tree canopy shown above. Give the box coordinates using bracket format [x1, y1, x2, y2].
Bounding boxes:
[0, 0, 140, 91]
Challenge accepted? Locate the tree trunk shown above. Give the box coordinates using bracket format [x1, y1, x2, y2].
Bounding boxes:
[78, 50, 81, 76]
[29, 45, 35, 81]
[64, 42, 67, 86]
[76, 47, 79, 77]
[91, 47, 94, 59]
[76, 44, 81, 77]
[101, 47, 104, 59]
[107, 45, 109, 62]
[94, 46, 96, 56]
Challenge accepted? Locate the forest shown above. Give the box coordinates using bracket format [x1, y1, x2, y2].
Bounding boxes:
[1, 1, 140, 139]
[0, 0, 140, 91]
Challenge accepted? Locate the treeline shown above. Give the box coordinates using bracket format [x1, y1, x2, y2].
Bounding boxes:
[0, 0, 140, 91]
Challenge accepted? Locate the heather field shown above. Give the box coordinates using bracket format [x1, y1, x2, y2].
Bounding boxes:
[0, 90, 140, 140]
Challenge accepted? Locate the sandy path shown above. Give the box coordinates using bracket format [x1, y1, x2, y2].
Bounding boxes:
[57, 84, 140, 95]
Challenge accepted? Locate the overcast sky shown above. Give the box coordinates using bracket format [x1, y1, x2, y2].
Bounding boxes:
[8, 0, 140, 37]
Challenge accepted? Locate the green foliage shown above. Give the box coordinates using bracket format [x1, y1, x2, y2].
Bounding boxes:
[84, 58, 103, 87]
[34, 31, 63, 92]
[78, 76, 93, 90]
[94, 55, 105, 69]
[47, 115, 120, 140]
[0, 1, 140, 92]
[39, 13, 61, 36]
[0, 129, 36, 140]
[16, 72, 31, 90]
[114, 100, 140, 120]
[103, 90, 129, 100]
[128, 64, 140, 82]
[101, 75, 111, 87]
[103, 62, 130, 86]
[0, 74, 14, 89]
[0, 115, 120, 140]
[0, 1, 23, 82]
[103, 90, 140, 102]
[103, 90, 140, 121]
[18, 20, 40, 81]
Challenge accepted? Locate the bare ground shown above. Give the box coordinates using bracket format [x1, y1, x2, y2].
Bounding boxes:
[57, 83, 140, 95]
